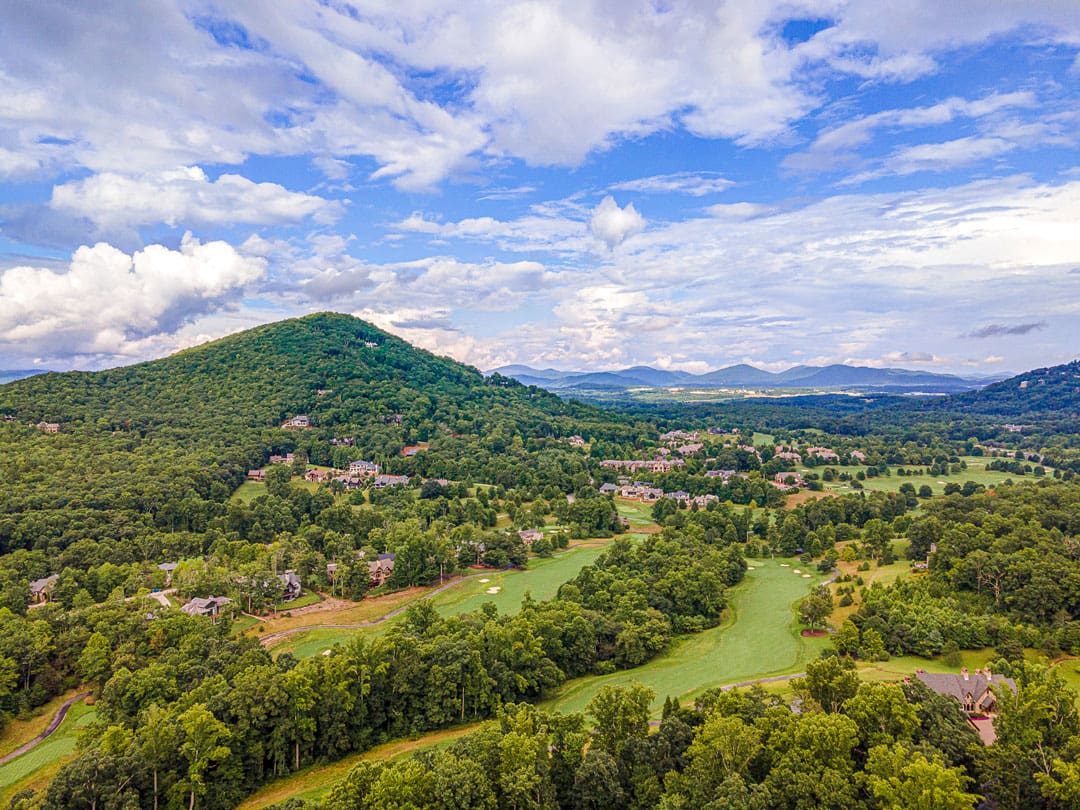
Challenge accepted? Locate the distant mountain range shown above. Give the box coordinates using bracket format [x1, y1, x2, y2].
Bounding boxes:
[0, 369, 47, 385]
[488, 363, 1005, 394]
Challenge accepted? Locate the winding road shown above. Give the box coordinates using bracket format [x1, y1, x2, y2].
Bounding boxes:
[0, 692, 90, 766]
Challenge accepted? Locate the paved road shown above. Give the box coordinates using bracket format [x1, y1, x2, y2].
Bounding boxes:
[259, 573, 486, 646]
[0, 692, 90, 766]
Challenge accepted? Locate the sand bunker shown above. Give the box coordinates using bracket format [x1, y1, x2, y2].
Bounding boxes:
[486, 587, 501, 594]
[479, 578, 490, 583]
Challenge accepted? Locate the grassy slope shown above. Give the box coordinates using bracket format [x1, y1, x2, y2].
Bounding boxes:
[0, 702, 95, 806]
[270, 536, 625, 659]
[235, 725, 480, 809]
[542, 558, 830, 717]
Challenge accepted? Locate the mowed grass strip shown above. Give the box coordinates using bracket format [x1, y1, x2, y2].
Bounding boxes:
[0, 702, 95, 806]
[234, 724, 480, 809]
[273, 535, 628, 659]
[0, 689, 84, 759]
[542, 559, 830, 717]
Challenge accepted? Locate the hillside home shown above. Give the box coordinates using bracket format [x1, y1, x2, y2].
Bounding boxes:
[367, 553, 395, 587]
[676, 443, 704, 456]
[805, 447, 839, 462]
[349, 459, 380, 476]
[269, 453, 295, 464]
[36, 421, 61, 433]
[282, 414, 310, 428]
[850, 450, 867, 462]
[247, 468, 266, 481]
[775, 451, 802, 464]
[915, 668, 1016, 744]
[706, 469, 737, 481]
[279, 571, 302, 601]
[518, 529, 543, 545]
[568, 435, 585, 447]
[599, 483, 620, 495]
[305, 468, 330, 483]
[373, 474, 409, 489]
[181, 595, 230, 623]
[401, 444, 426, 457]
[30, 574, 58, 603]
[157, 562, 178, 586]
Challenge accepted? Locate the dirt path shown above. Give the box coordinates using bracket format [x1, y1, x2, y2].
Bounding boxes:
[259, 573, 486, 646]
[0, 692, 90, 766]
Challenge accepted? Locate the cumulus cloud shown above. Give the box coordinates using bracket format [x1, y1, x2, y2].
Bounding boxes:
[966, 321, 1048, 338]
[589, 196, 646, 249]
[0, 234, 265, 363]
[50, 167, 341, 232]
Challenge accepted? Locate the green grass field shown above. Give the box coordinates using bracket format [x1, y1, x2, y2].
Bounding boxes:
[0, 700, 95, 804]
[273, 537, 629, 659]
[821, 456, 1046, 497]
[542, 558, 830, 717]
[235, 725, 481, 809]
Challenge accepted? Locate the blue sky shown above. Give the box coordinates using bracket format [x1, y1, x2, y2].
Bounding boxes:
[1, 1, 1078, 375]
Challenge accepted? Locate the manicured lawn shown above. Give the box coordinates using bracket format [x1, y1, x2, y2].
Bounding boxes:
[821, 456, 1048, 497]
[542, 558, 830, 717]
[0, 689, 83, 760]
[277, 591, 322, 611]
[830, 540, 913, 625]
[234, 724, 480, 809]
[231, 480, 267, 503]
[274, 536, 628, 659]
[752, 432, 775, 447]
[0, 701, 95, 806]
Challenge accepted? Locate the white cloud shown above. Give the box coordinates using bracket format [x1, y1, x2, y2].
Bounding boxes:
[0, 233, 265, 363]
[49, 167, 340, 232]
[589, 196, 646, 249]
[610, 172, 733, 196]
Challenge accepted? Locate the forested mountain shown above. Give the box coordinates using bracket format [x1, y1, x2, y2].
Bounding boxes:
[946, 359, 1080, 416]
[0, 312, 640, 558]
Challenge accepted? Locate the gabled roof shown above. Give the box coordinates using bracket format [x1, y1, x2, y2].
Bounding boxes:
[915, 671, 1016, 705]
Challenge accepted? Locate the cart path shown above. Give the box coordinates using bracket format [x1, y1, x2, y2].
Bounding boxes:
[0, 692, 90, 766]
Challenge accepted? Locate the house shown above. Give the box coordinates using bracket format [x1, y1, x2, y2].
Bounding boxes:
[30, 574, 58, 604]
[775, 451, 802, 464]
[568, 435, 585, 447]
[665, 490, 691, 501]
[305, 468, 330, 483]
[157, 562, 178, 586]
[915, 668, 1016, 744]
[36, 421, 61, 433]
[518, 529, 543, 545]
[805, 447, 839, 462]
[247, 468, 266, 481]
[367, 553, 395, 587]
[349, 459, 380, 476]
[401, 444, 427, 457]
[180, 595, 231, 623]
[373, 474, 409, 489]
[640, 487, 665, 502]
[599, 483, 620, 495]
[774, 472, 804, 486]
[269, 453, 296, 465]
[331, 437, 355, 447]
[279, 571, 302, 601]
[282, 415, 310, 429]
[850, 450, 867, 462]
[692, 494, 720, 507]
[676, 443, 704, 456]
[331, 474, 366, 490]
[706, 469, 736, 481]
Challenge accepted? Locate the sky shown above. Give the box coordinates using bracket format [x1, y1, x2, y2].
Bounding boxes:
[1, 1, 1079, 376]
